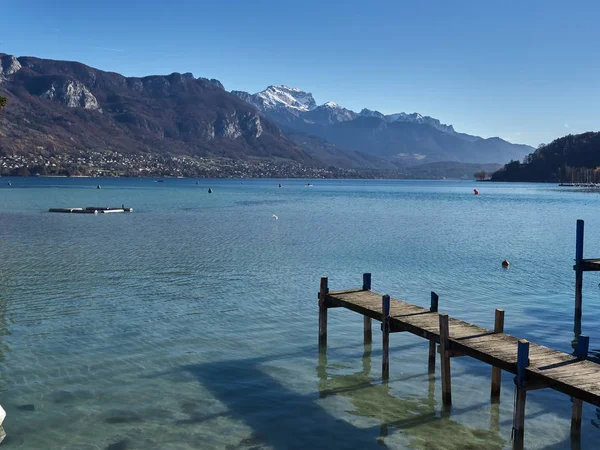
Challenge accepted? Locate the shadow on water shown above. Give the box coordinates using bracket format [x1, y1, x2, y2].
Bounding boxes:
[181, 343, 505, 450]
[317, 345, 505, 450]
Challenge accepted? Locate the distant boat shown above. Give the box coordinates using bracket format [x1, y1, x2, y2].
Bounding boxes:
[208, 188, 212, 193]
[158, 179, 164, 183]
[305, 183, 313, 187]
[97, 185, 101, 189]
[7, 181, 11, 186]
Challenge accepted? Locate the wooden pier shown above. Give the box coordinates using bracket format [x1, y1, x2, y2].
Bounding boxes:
[318, 273, 599, 449]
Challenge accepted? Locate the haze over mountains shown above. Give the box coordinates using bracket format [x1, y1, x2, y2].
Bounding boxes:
[0, 53, 532, 177]
[232, 85, 533, 165]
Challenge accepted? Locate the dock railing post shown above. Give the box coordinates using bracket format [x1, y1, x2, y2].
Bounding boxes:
[491, 309, 505, 400]
[382, 294, 390, 381]
[363, 273, 372, 344]
[319, 277, 329, 348]
[439, 313, 452, 406]
[513, 339, 529, 450]
[428, 292, 439, 374]
[575, 219, 584, 321]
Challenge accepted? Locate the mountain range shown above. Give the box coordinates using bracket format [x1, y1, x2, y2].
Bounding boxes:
[232, 85, 533, 165]
[0, 53, 533, 178]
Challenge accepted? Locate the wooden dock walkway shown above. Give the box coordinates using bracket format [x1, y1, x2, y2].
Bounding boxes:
[318, 274, 598, 449]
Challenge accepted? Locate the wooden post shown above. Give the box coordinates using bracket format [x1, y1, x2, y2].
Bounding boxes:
[428, 292, 439, 374]
[575, 219, 584, 321]
[571, 334, 589, 439]
[382, 294, 390, 381]
[439, 313, 451, 406]
[319, 277, 329, 348]
[513, 339, 529, 450]
[363, 273, 372, 344]
[491, 309, 505, 399]
[571, 398, 583, 439]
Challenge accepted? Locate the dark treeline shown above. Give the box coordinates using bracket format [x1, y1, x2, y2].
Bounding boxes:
[492, 132, 600, 182]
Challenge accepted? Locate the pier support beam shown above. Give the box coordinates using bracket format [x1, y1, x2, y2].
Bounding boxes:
[571, 335, 589, 439]
[571, 398, 583, 439]
[382, 294, 390, 381]
[319, 277, 329, 348]
[428, 292, 439, 374]
[513, 339, 529, 450]
[491, 309, 505, 400]
[575, 219, 584, 321]
[439, 313, 452, 406]
[363, 273, 372, 344]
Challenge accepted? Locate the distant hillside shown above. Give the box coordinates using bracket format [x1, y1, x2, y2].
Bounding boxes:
[0, 53, 312, 165]
[492, 132, 600, 182]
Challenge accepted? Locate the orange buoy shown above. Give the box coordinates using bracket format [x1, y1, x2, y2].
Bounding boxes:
[474, 189, 479, 195]
[502, 260, 510, 268]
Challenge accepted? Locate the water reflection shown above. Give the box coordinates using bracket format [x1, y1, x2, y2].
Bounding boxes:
[317, 344, 505, 450]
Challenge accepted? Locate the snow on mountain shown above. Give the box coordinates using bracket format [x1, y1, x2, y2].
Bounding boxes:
[254, 85, 317, 112]
[235, 85, 457, 134]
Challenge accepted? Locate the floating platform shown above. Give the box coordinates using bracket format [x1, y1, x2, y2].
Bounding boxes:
[48, 206, 133, 214]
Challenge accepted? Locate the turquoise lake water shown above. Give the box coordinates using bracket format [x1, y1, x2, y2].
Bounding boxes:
[1, 177, 600, 449]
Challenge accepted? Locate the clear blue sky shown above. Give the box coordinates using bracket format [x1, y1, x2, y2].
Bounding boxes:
[2, 0, 599, 146]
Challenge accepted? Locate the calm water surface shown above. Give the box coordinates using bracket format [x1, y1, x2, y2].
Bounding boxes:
[1, 178, 600, 449]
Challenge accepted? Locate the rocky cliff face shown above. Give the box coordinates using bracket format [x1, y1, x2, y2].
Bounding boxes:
[0, 53, 308, 164]
[0, 55, 21, 81]
[40, 80, 101, 111]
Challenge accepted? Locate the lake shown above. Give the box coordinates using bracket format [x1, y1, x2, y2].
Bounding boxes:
[0, 177, 599, 449]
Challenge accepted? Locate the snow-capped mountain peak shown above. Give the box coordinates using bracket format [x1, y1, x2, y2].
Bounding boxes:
[255, 85, 317, 112]
[232, 85, 456, 134]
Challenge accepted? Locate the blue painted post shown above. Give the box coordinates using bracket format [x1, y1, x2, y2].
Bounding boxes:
[363, 274, 372, 343]
[513, 339, 529, 449]
[428, 292, 439, 374]
[575, 220, 584, 320]
[382, 294, 390, 380]
[362, 273, 372, 291]
[575, 335, 589, 360]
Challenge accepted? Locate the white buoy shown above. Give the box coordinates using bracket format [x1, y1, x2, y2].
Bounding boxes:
[272, 214, 278, 220]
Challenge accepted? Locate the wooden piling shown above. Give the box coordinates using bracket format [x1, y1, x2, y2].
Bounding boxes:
[382, 294, 390, 380]
[319, 277, 329, 348]
[513, 339, 529, 450]
[575, 219, 584, 320]
[428, 292, 439, 374]
[491, 309, 505, 399]
[571, 398, 583, 438]
[439, 313, 451, 406]
[363, 274, 372, 344]
[570, 335, 589, 439]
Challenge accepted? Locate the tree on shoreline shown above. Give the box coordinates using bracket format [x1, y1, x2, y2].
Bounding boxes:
[0, 96, 6, 111]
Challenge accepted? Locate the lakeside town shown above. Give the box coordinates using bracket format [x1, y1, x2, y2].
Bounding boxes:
[0, 150, 356, 179]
